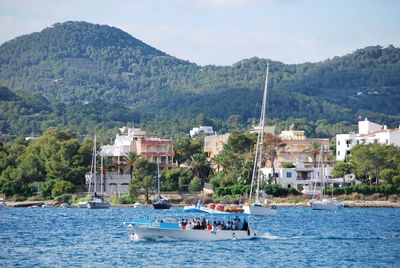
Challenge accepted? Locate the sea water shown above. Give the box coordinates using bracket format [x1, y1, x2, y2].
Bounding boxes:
[0, 206, 399, 267]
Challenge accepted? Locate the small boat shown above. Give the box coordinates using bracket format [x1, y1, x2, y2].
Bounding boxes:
[87, 196, 110, 209]
[152, 197, 171, 210]
[152, 163, 171, 209]
[310, 198, 344, 210]
[77, 201, 89, 208]
[60, 203, 75, 208]
[310, 147, 344, 210]
[183, 200, 205, 212]
[242, 201, 277, 216]
[134, 202, 144, 208]
[126, 214, 256, 241]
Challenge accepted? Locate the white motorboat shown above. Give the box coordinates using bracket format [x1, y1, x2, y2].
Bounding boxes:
[87, 197, 110, 209]
[246, 63, 277, 216]
[134, 202, 144, 208]
[60, 203, 75, 208]
[77, 201, 89, 208]
[126, 215, 256, 241]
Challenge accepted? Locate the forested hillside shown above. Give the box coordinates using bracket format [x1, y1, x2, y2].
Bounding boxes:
[0, 21, 399, 138]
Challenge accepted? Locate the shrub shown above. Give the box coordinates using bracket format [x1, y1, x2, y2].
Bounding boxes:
[54, 194, 73, 203]
[11, 194, 26, 202]
[52, 180, 75, 197]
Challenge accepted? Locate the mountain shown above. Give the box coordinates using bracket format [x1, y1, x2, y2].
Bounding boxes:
[0, 21, 399, 138]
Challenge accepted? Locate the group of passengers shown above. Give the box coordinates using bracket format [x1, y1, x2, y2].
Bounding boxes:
[178, 217, 249, 231]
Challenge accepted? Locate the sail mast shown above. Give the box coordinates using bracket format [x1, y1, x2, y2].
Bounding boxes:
[93, 133, 97, 193]
[256, 62, 270, 202]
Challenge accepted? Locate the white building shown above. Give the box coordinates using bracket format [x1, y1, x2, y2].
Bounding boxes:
[336, 118, 400, 161]
[96, 127, 175, 195]
[261, 164, 333, 194]
[189, 126, 214, 138]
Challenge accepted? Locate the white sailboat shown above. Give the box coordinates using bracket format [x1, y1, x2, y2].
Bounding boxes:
[152, 162, 171, 209]
[243, 62, 277, 216]
[310, 147, 344, 210]
[78, 134, 110, 209]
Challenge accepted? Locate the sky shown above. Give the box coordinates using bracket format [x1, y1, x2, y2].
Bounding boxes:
[0, 0, 399, 66]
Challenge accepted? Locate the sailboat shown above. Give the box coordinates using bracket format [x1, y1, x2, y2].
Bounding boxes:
[152, 162, 171, 209]
[243, 62, 277, 216]
[78, 134, 110, 209]
[310, 147, 344, 210]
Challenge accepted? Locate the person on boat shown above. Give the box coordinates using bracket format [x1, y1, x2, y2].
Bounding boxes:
[186, 220, 194, 230]
[241, 218, 249, 231]
[194, 221, 201, 230]
[201, 218, 207, 230]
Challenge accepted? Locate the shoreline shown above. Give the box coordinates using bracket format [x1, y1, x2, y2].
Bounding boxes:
[4, 200, 400, 208]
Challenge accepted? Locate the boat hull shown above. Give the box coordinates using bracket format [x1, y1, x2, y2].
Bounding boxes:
[87, 201, 110, 209]
[153, 203, 171, 209]
[310, 199, 344, 210]
[131, 226, 257, 241]
[243, 204, 277, 216]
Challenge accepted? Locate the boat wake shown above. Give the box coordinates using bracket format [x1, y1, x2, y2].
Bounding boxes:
[257, 232, 284, 240]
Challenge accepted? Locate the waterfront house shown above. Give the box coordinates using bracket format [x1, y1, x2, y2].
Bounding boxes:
[92, 127, 176, 195]
[336, 118, 400, 161]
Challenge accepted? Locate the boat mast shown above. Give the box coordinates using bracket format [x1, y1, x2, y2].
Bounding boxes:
[256, 62, 270, 202]
[93, 133, 97, 194]
[321, 146, 325, 200]
[157, 161, 160, 196]
[100, 154, 103, 194]
[250, 62, 270, 203]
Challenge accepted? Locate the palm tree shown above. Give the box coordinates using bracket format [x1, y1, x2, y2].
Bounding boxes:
[306, 141, 321, 168]
[190, 153, 211, 184]
[263, 134, 286, 184]
[211, 154, 222, 172]
[124, 152, 138, 178]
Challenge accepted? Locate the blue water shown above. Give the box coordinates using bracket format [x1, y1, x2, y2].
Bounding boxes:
[1, 207, 399, 267]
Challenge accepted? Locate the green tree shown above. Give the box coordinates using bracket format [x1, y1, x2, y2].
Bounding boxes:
[189, 176, 201, 192]
[51, 180, 75, 197]
[173, 135, 203, 165]
[332, 162, 353, 178]
[129, 158, 157, 202]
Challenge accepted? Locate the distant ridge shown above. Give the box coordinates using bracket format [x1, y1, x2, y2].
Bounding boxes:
[0, 21, 399, 137]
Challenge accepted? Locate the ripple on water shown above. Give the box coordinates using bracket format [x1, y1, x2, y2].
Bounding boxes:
[1, 207, 399, 267]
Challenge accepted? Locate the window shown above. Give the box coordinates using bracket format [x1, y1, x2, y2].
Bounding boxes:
[386, 139, 389, 144]
[287, 184, 291, 188]
[286, 172, 292, 178]
[338, 151, 340, 156]
[338, 141, 340, 145]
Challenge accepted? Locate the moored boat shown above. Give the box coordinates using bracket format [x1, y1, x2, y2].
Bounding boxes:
[152, 197, 171, 209]
[87, 195, 110, 209]
[245, 63, 278, 217]
[310, 198, 344, 210]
